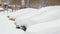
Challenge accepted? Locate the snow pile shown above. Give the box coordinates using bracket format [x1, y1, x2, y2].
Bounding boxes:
[0, 13, 26, 34]
[15, 6, 60, 27]
[26, 19, 60, 34]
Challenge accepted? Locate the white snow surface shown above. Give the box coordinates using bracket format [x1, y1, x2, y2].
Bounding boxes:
[26, 19, 60, 34]
[0, 13, 26, 34]
[15, 6, 60, 27]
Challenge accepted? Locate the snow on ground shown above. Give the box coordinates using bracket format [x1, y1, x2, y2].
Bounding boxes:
[15, 6, 60, 27]
[0, 13, 26, 34]
[26, 19, 60, 34]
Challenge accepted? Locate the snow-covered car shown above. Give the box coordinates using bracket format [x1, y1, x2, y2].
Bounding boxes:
[15, 6, 60, 28]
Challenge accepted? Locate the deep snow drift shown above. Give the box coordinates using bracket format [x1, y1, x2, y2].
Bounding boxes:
[0, 13, 26, 34]
[15, 6, 60, 27]
[26, 19, 60, 34]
